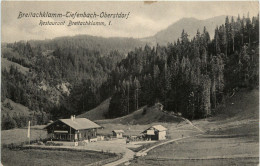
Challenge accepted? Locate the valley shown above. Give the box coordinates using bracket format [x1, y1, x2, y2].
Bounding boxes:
[128, 89, 259, 165]
[1, 11, 259, 166]
[1, 89, 258, 165]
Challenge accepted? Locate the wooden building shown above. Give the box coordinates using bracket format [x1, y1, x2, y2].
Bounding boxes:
[44, 116, 101, 142]
[142, 125, 167, 140]
[112, 130, 124, 138]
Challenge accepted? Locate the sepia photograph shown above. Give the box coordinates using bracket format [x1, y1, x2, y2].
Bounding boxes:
[1, 1, 259, 165]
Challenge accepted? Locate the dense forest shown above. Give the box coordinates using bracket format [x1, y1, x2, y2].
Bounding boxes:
[1, 14, 259, 129]
[1, 37, 126, 129]
[106, 14, 259, 118]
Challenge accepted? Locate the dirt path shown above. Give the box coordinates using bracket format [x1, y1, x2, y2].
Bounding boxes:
[103, 148, 135, 166]
[162, 111, 205, 133]
[182, 118, 205, 133]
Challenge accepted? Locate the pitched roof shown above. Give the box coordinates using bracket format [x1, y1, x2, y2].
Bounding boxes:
[45, 118, 101, 130]
[152, 125, 167, 131]
[112, 130, 124, 133]
[142, 124, 167, 133]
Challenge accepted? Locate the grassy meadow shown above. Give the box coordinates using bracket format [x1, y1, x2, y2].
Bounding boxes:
[1, 127, 119, 166]
[128, 131, 259, 166]
[128, 89, 259, 165]
[2, 148, 116, 166]
[131, 157, 258, 166]
[1, 127, 47, 145]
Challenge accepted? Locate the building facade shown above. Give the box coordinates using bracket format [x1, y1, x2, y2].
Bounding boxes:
[142, 125, 167, 140]
[44, 116, 101, 142]
[112, 130, 124, 138]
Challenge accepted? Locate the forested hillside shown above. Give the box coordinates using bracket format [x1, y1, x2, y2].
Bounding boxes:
[1, 14, 259, 130]
[1, 36, 131, 129]
[106, 14, 259, 119]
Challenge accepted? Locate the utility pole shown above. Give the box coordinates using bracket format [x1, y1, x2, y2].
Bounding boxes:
[27, 121, 30, 144]
[127, 82, 129, 114]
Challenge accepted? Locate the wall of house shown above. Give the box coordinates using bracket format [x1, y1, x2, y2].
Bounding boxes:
[112, 132, 123, 138]
[119, 133, 123, 138]
[78, 128, 97, 141]
[117, 133, 123, 138]
[46, 121, 76, 134]
[158, 131, 166, 140]
[151, 134, 158, 140]
[46, 121, 76, 141]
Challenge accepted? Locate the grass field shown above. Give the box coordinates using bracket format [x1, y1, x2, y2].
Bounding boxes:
[1, 128, 47, 145]
[128, 89, 259, 165]
[77, 98, 111, 121]
[97, 122, 200, 139]
[142, 135, 258, 158]
[129, 134, 259, 165]
[1, 148, 115, 166]
[1, 127, 122, 166]
[131, 157, 258, 166]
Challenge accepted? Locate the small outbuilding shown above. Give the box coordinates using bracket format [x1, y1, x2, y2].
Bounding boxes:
[142, 125, 167, 140]
[112, 130, 124, 138]
[44, 116, 101, 142]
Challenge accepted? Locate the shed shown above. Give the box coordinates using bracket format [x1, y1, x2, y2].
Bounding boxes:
[142, 125, 167, 140]
[44, 116, 101, 142]
[112, 130, 124, 138]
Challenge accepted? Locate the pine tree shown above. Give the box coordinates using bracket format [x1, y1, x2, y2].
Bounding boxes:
[214, 27, 221, 55]
[201, 75, 211, 117]
[133, 77, 141, 110]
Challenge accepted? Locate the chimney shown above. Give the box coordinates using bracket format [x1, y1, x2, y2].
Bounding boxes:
[73, 115, 76, 120]
[71, 115, 74, 121]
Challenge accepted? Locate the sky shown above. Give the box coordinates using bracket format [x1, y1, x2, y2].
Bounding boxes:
[1, 1, 259, 43]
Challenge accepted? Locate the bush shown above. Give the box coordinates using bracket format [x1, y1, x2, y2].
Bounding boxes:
[1, 115, 17, 130]
[45, 142, 63, 146]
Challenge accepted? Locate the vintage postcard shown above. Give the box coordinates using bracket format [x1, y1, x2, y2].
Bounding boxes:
[1, 1, 259, 165]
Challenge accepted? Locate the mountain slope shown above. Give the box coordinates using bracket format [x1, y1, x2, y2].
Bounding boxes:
[2, 58, 29, 75]
[95, 103, 182, 125]
[1, 98, 31, 117]
[94, 89, 258, 135]
[194, 88, 259, 138]
[77, 98, 111, 120]
[77, 98, 182, 124]
[142, 15, 228, 45]
[28, 35, 145, 55]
